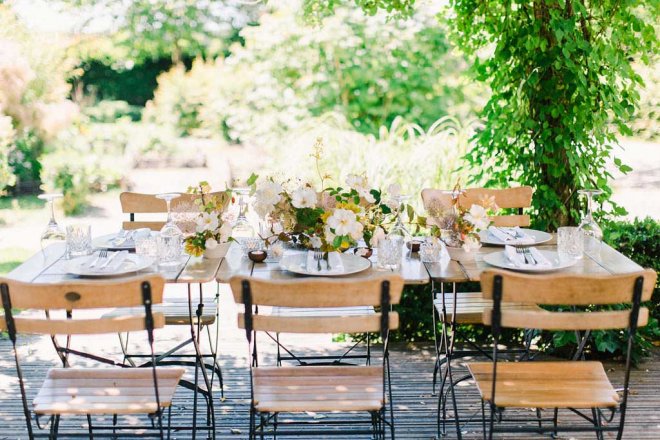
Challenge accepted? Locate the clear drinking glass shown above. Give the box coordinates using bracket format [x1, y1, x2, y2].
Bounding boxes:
[156, 193, 183, 268]
[377, 235, 404, 270]
[557, 226, 584, 260]
[38, 193, 66, 253]
[577, 189, 603, 256]
[66, 224, 92, 258]
[232, 187, 256, 243]
[135, 235, 159, 259]
[420, 238, 442, 263]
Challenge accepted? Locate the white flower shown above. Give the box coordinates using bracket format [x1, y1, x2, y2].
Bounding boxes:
[253, 202, 274, 218]
[349, 222, 364, 241]
[345, 173, 368, 191]
[345, 173, 375, 204]
[464, 204, 491, 231]
[255, 181, 283, 207]
[205, 238, 218, 250]
[324, 225, 336, 243]
[327, 209, 361, 237]
[370, 226, 386, 247]
[309, 235, 323, 249]
[462, 235, 481, 252]
[291, 187, 317, 209]
[218, 223, 232, 242]
[271, 241, 284, 257]
[196, 212, 219, 233]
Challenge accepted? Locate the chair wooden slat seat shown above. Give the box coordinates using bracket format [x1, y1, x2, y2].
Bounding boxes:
[467, 361, 619, 408]
[253, 366, 384, 413]
[33, 367, 184, 415]
[102, 296, 217, 326]
[271, 306, 375, 318]
[434, 291, 543, 324]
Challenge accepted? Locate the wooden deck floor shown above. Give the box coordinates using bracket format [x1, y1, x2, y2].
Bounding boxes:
[0, 287, 659, 439]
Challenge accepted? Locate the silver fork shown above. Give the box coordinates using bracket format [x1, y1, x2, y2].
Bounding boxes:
[88, 249, 108, 268]
[523, 247, 537, 265]
[325, 252, 332, 271]
[515, 247, 530, 265]
[315, 250, 322, 271]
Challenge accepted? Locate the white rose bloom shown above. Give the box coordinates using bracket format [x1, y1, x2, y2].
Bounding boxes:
[205, 238, 218, 250]
[360, 189, 376, 204]
[196, 212, 219, 233]
[255, 181, 283, 206]
[349, 222, 364, 241]
[253, 201, 274, 218]
[327, 209, 360, 237]
[464, 204, 490, 231]
[309, 235, 323, 249]
[291, 187, 317, 209]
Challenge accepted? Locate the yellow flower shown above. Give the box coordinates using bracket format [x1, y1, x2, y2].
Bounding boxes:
[184, 241, 204, 257]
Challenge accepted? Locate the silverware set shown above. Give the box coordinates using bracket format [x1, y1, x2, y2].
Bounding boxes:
[313, 250, 331, 271]
[515, 246, 537, 265]
[87, 250, 121, 269]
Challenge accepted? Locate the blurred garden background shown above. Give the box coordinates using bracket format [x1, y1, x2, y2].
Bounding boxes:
[0, 0, 658, 355]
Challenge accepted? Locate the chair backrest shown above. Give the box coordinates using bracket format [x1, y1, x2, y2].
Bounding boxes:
[421, 186, 533, 227]
[480, 269, 656, 331]
[229, 276, 404, 336]
[120, 191, 231, 230]
[0, 275, 166, 336]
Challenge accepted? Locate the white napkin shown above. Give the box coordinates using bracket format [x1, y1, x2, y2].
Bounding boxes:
[504, 245, 551, 268]
[488, 226, 535, 245]
[87, 251, 130, 273]
[112, 228, 151, 246]
[305, 251, 345, 274]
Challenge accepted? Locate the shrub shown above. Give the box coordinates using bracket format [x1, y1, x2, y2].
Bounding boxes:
[83, 100, 142, 123]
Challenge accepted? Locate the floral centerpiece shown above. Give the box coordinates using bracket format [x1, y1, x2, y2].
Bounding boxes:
[251, 140, 398, 254]
[183, 182, 234, 259]
[428, 183, 497, 260]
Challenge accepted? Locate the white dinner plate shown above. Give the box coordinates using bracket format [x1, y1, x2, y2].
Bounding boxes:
[482, 250, 577, 273]
[479, 228, 552, 246]
[279, 253, 371, 277]
[67, 253, 154, 277]
[93, 233, 136, 250]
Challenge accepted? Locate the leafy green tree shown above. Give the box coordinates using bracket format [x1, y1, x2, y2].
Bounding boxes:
[63, 0, 260, 62]
[308, 0, 658, 230]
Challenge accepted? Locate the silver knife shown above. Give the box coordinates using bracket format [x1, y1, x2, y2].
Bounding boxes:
[99, 251, 121, 269]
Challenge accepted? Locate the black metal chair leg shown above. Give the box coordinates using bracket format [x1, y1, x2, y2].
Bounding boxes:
[86, 414, 94, 439]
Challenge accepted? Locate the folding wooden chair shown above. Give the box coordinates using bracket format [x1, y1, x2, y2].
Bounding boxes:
[0, 275, 184, 439]
[469, 269, 656, 439]
[116, 191, 226, 394]
[421, 186, 535, 437]
[230, 275, 404, 439]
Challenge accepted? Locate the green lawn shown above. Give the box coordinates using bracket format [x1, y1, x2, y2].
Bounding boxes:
[0, 246, 32, 275]
[0, 194, 45, 210]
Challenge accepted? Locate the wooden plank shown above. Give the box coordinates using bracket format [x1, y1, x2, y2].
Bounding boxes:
[174, 255, 222, 284]
[229, 276, 405, 307]
[480, 269, 656, 304]
[467, 361, 619, 408]
[0, 276, 165, 309]
[7, 243, 66, 282]
[237, 313, 399, 333]
[482, 308, 650, 330]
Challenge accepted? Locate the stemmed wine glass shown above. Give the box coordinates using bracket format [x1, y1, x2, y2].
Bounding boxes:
[232, 187, 255, 241]
[156, 193, 183, 267]
[577, 188, 603, 256]
[38, 193, 65, 254]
